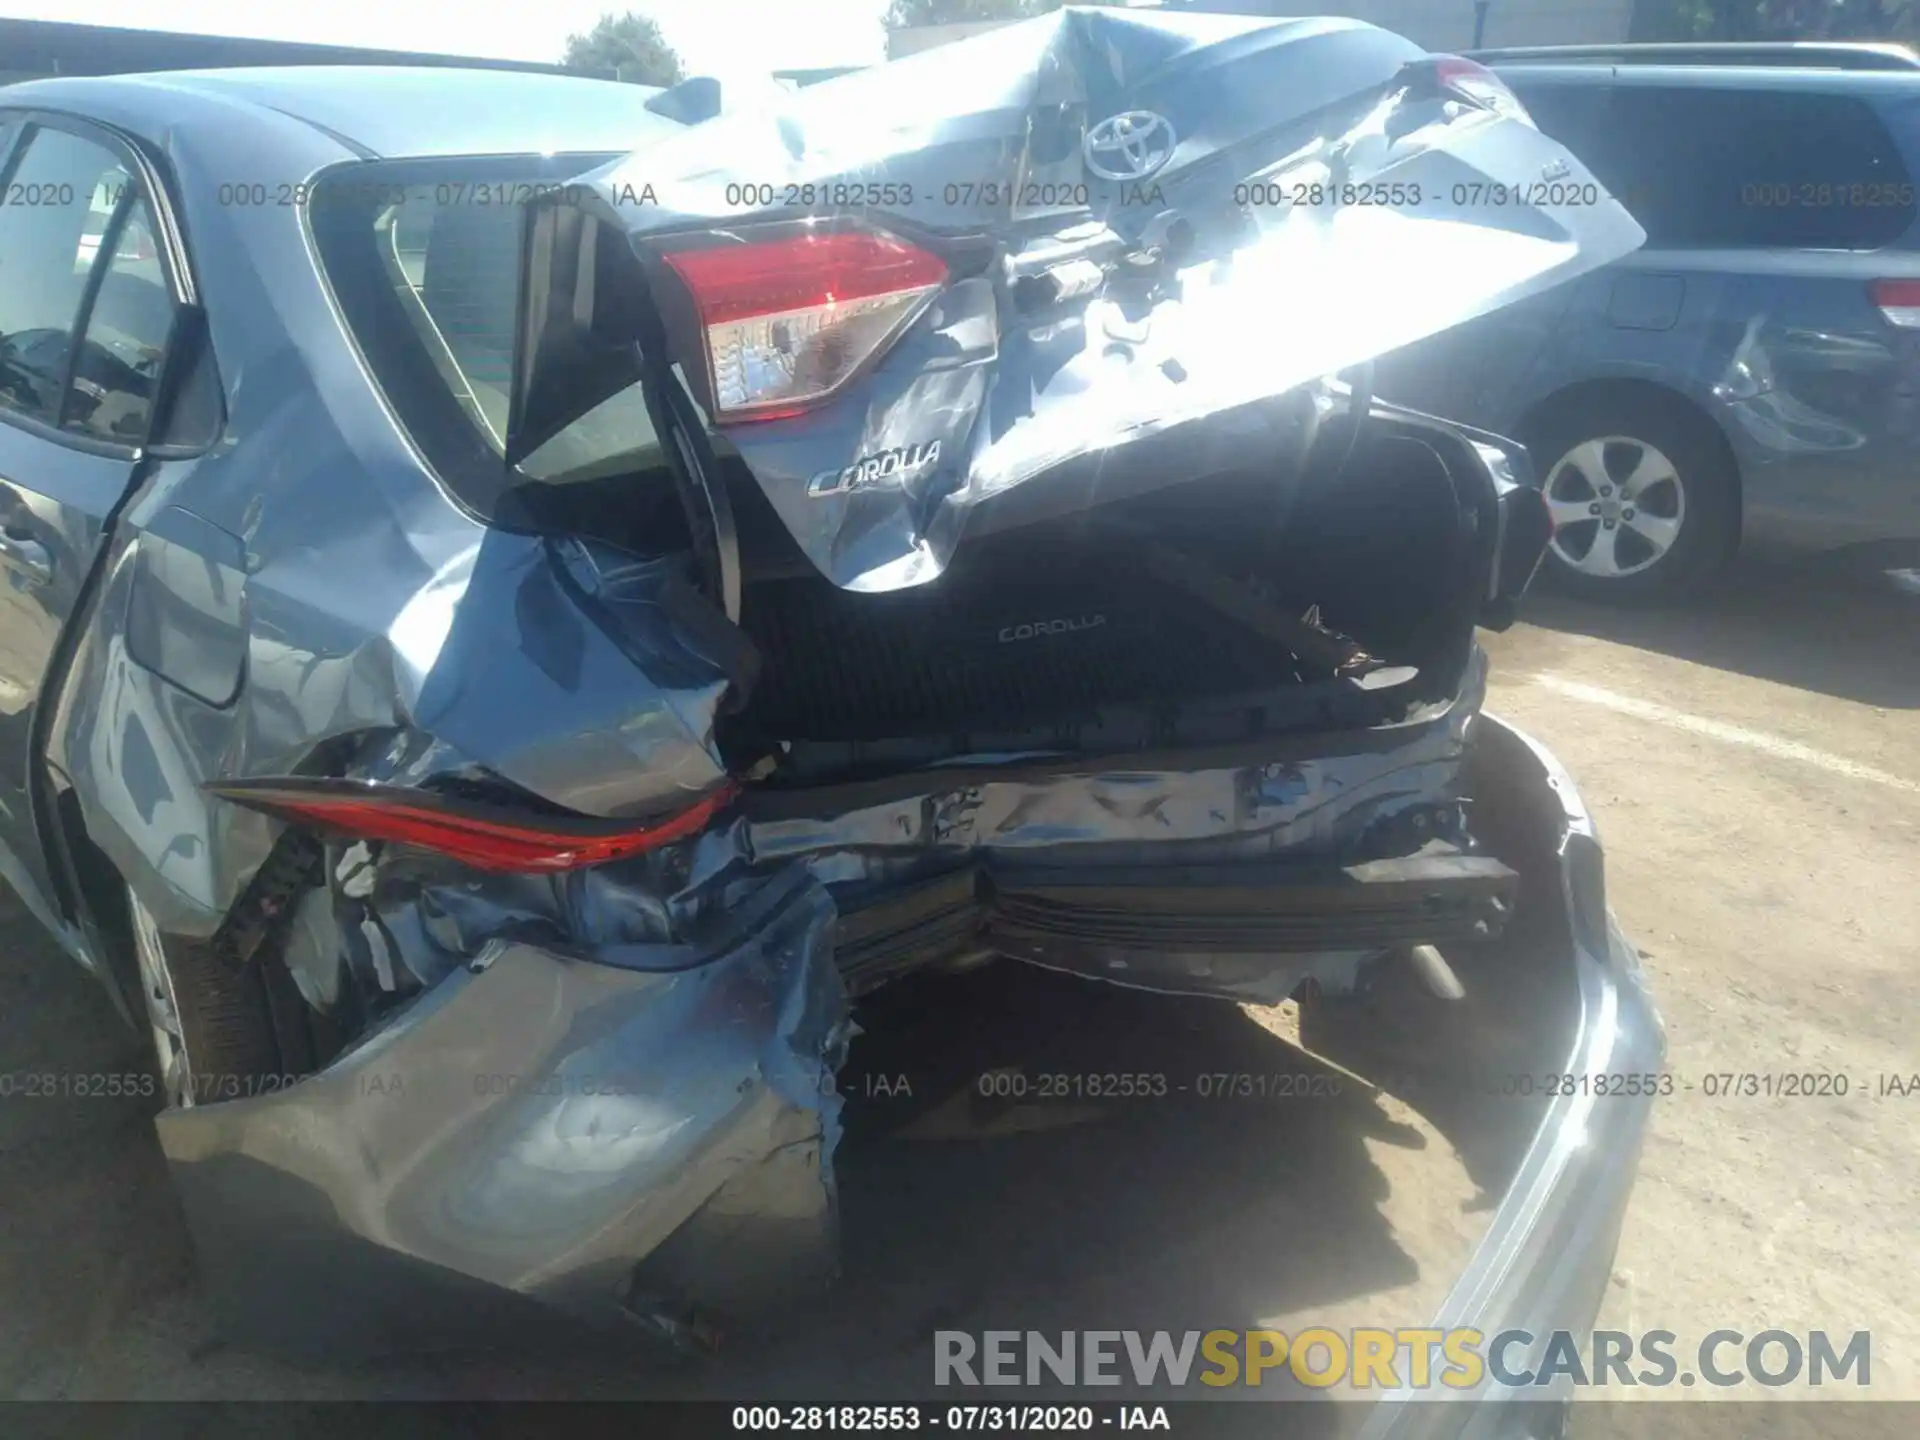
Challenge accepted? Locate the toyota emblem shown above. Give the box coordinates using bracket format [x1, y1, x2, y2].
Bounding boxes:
[1082, 110, 1177, 183]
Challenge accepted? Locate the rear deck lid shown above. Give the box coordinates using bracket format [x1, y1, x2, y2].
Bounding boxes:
[509, 6, 1645, 591]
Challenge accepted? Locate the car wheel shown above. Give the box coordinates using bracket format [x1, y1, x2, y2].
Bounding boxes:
[128, 887, 281, 1108]
[1528, 397, 1739, 602]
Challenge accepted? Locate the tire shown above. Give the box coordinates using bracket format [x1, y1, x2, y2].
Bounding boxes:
[128, 887, 283, 1108]
[1524, 394, 1740, 603]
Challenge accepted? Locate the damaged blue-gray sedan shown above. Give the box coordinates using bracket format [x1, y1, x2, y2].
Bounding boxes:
[0, 6, 1663, 1390]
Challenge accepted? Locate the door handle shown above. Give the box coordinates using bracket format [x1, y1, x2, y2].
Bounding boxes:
[0, 528, 53, 589]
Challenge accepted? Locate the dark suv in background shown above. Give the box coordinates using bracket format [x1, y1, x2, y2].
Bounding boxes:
[1376, 42, 1920, 600]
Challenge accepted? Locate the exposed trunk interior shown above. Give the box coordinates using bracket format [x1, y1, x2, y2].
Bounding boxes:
[718, 414, 1489, 788]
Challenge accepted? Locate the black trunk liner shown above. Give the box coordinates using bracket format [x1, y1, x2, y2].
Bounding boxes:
[736, 553, 1307, 743]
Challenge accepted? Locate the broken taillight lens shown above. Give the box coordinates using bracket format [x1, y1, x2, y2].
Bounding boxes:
[205, 778, 737, 874]
[663, 227, 947, 422]
[1431, 56, 1534, 126]
[1871, 278, 1920, 328]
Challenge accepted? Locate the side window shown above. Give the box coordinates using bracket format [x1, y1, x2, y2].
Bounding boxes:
[0, 123, 173, 441]
[68, 195, 171, 442]
[1582, 86, 1914, 249]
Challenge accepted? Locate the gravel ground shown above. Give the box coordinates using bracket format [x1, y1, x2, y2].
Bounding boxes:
[1482, 561, 1920, 1430]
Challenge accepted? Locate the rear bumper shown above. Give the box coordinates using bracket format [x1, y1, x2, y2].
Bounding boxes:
[155, 713, 1659, 1372]
[1361, 716, 1665, 1437]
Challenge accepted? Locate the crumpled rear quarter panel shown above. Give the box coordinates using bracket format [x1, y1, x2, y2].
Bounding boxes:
[158, 868, 846, 1351]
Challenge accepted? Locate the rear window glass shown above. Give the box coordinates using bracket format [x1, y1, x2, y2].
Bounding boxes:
[309, 156, 663, 514]
[1544, 85, 1915, 249]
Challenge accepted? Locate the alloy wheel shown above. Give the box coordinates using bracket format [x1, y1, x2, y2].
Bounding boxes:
[1543, 436, 1687, 580]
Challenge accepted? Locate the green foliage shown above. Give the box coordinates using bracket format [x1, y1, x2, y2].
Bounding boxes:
[882, 0, 1122, 31]
[562, 11, 685, 85]
[1631, 0, 1918, 42]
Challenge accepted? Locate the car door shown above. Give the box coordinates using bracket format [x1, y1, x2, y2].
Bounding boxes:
[1532, 75, 1920, 551]
[0, 114, 184, 938]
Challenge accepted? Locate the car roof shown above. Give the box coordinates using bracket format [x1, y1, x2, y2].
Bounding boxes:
[1486, 59, 1920, 100]
[1, 66, 685, 160]
[1471, 41, 1920, 71]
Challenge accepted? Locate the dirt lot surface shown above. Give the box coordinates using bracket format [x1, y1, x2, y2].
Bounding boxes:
[1481, 563, 1920, 1433]
[0, 556, 1914, 1434]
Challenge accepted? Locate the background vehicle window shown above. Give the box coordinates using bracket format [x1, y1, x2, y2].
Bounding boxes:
[1565, 87, 1914, 249]
[0, 125, 166, 437]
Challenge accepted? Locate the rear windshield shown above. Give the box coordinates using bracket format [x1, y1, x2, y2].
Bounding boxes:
[309, 155, 662, 515]
[1509, 79, 1918, 249]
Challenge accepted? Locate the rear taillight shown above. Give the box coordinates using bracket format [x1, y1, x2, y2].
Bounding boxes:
[1431, 55, 1534, 126]
[663, 227, 947, 422]
[206, 778, 737, 873]
[1872, 278, 1920, 328]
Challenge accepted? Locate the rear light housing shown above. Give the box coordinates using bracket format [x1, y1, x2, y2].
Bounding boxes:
[662, 225, 947, 423]
[206, 777, 737, 874]
[1429, 55, 1534, 126]
[1872, 278, 1920, 327]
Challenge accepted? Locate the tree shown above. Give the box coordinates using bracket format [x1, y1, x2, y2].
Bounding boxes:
[1630, 0, 1918, 41]
[883, 0, 1120, 30]
[562, 11, 684, 85]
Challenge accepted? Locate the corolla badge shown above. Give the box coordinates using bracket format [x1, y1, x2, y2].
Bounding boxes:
[807, 440, 942, 498]
[998, 614, 1107, 643]
[1083, 111, 1177, 182]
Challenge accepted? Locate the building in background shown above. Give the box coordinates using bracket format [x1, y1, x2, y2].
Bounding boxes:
[0, 17, 589, 87]
[887, 1, 1633, 60]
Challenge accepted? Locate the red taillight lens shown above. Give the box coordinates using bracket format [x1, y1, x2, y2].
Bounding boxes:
[1872, 278, 1920, 328]
[663, 228, 947, 422]
[206, 779, 737, 874]
[1432, 55, 1534, 126]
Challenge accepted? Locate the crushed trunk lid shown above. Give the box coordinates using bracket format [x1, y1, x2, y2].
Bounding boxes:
[508, 7, 1643, 591]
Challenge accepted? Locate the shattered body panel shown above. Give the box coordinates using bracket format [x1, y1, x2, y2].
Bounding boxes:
[515, 8, 1644, 590]
[161, 869, 847, 1348]
[299, 651, 1485, 1019]
[0, 13, 1651, 1354]
[154, 704, 1642, 1357]
[160, 681, 1490, 1345]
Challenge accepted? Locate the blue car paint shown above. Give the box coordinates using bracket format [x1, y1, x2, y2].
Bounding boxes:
[0, 20, 1659, 1354]
[1378, 62, 1920, 560]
